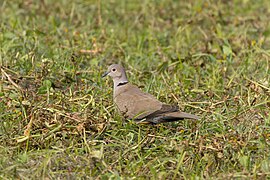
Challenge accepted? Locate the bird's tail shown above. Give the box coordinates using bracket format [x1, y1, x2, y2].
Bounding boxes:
[166, 112, 200, 120]
[146, 112, 200, 124]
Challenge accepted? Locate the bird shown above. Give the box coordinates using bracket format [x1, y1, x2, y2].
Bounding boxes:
[102, 64, 200, 124]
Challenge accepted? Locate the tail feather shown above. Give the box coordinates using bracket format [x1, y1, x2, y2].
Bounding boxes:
[145, 111, 200, 124]
[165, 112, 200, 120]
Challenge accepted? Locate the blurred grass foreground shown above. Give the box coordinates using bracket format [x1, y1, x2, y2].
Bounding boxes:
[0, 0, 270, 179]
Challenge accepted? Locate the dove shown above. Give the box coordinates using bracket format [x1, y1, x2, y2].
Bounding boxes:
[102, 64, 199, 124]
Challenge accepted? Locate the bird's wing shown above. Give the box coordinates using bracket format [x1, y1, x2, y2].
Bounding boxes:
[114, 84, 163, 119]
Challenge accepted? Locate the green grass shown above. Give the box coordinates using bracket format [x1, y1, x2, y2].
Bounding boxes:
[1, 0, 270, 179]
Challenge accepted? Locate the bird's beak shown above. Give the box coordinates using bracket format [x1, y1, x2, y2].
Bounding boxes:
[102, 71, 109, 78]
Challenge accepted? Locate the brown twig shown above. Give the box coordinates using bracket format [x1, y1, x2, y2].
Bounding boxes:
[1, 67, 23, 92]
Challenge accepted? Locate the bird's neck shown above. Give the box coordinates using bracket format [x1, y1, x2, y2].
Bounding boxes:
[113, 75, 128, 88]
[113, 78, 128, 99]
[114, 80, 128, 88]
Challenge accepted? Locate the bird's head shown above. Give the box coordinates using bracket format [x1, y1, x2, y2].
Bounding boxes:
[102, 64, 128, 86]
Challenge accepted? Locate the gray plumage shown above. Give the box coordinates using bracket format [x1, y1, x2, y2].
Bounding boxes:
[103, 64, 199, 124]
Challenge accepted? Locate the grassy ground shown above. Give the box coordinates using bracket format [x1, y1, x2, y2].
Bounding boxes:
[0, 0, 270, 179]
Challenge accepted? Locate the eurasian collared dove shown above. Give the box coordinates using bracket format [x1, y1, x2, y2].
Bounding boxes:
[103, 64, 199, 124]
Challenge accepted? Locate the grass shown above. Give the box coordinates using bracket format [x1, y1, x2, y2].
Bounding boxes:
[0, 0, 270, 179]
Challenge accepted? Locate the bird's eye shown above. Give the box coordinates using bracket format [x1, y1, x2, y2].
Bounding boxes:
[112, 68, 116, 72]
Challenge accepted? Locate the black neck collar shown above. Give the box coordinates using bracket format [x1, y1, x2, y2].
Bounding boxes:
[117, 82, 128, 87]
